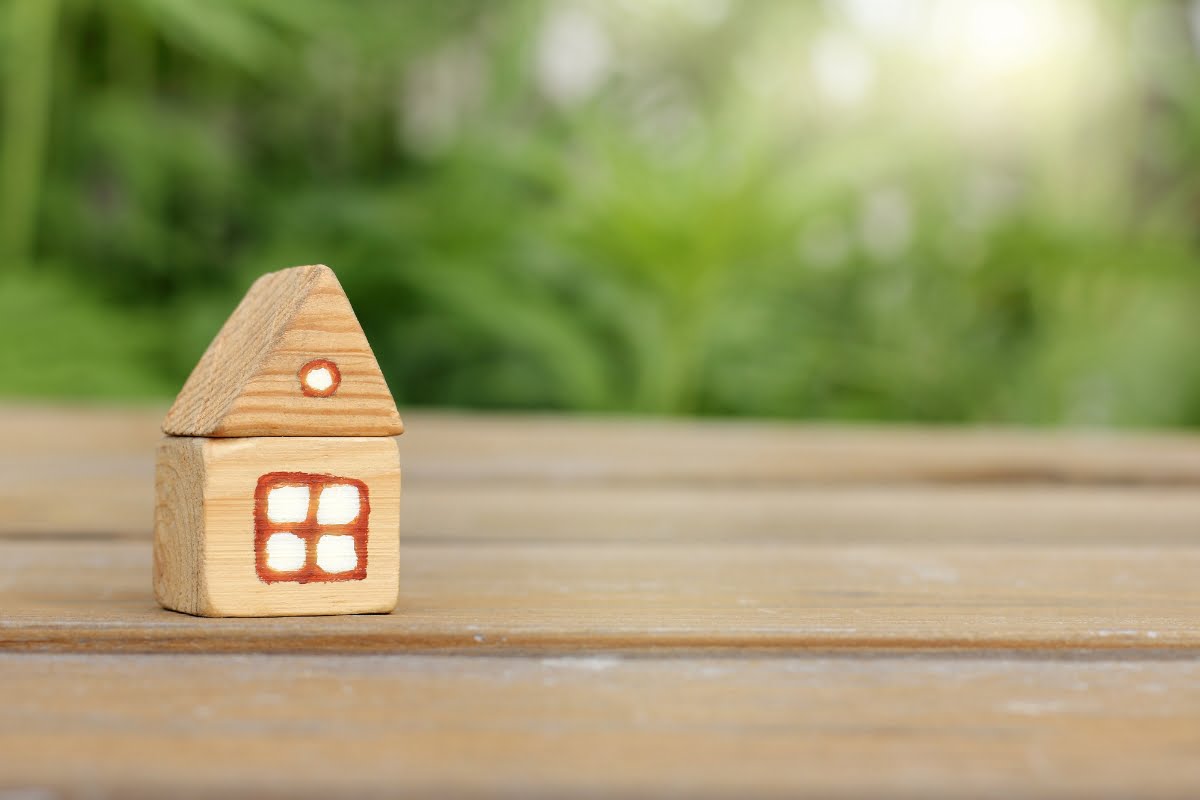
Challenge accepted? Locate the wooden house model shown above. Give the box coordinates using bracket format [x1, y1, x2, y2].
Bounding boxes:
[153, 264, 403, 617]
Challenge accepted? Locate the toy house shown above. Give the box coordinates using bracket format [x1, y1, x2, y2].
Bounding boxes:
[153, 264, 403, 617]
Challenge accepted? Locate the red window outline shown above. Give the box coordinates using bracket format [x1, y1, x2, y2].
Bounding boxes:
[299, 358, 341, 397]
[254, 472, 369, 584]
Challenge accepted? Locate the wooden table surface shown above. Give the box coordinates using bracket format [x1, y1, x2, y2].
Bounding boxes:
[2, 406, 1199, 798]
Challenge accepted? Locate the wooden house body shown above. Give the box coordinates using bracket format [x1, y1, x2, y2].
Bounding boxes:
[153, 265, 403, 617]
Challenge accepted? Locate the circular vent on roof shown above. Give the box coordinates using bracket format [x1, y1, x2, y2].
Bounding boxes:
[299, 359, 341, 397]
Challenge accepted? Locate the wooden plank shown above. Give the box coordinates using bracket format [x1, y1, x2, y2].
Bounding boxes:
[7, 406, 1200, 493]
[5, 476, 1200, 546]
[0, 406, 157, 537]
[7, 406, 1200, 541]
[406, 414, 1200, 487]
[2, 653, 1198, 798]
[404, 484, 1200, 545]
[3, 539, 1198, 653]
[3, 409, 1197, 797]
[8, 405, 1200, 539]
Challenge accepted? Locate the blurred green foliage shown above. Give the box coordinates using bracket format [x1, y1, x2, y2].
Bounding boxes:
[3, 0, 1200, 425]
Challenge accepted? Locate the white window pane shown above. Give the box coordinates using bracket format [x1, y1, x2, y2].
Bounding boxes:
[316, 535, 357, 573]
[265, 532, 306, 572]
[266, 485, 309, 523]
[304, 366, 334, 392]
[317, 484, 360, 525]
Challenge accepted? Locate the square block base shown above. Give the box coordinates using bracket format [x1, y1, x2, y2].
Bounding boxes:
[154, 435, 400, 617]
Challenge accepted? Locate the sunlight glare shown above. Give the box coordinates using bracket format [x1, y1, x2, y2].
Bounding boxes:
[939, 0, 1071, 79]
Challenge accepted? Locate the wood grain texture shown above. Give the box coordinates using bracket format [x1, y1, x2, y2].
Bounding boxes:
[399, 413, 1200, 487]
[154, 436, 400, 617]
[5, 408, 1200, 798]
[7, 538, 1200, 652]
[2, 653, 1199, 799]
[404, 483, 1200, 545]
[9, 405, 1200, 539]
[161, 265, 403, 437]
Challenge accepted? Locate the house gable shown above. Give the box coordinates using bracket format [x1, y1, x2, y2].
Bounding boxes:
[162, 264, 404, 437]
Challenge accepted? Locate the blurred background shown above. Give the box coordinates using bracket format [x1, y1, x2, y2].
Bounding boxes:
[2, 0, 1200, 425]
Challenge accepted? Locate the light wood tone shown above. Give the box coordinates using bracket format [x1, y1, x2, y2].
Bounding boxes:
[400, 412, 1200, 487]
[17, 460, 1200, 545]
[153, 435, 207, 614]
[7, 408, 1200, 797]
[154, 436, 400, 617]
[10, 404, 1200, 540]
[161, 265, 403, 437]
[3, 653, 1199, 799]
[405, 483, 1200, 545]
[9, 538, 1200, 652]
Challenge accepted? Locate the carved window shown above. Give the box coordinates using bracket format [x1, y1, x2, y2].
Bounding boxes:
[254, 472, 369, 583]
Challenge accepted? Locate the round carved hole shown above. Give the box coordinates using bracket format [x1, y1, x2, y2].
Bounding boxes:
[299, 359, 341, 397]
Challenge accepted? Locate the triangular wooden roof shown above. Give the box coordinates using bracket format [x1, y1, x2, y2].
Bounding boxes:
[163, 265, 403, 437]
